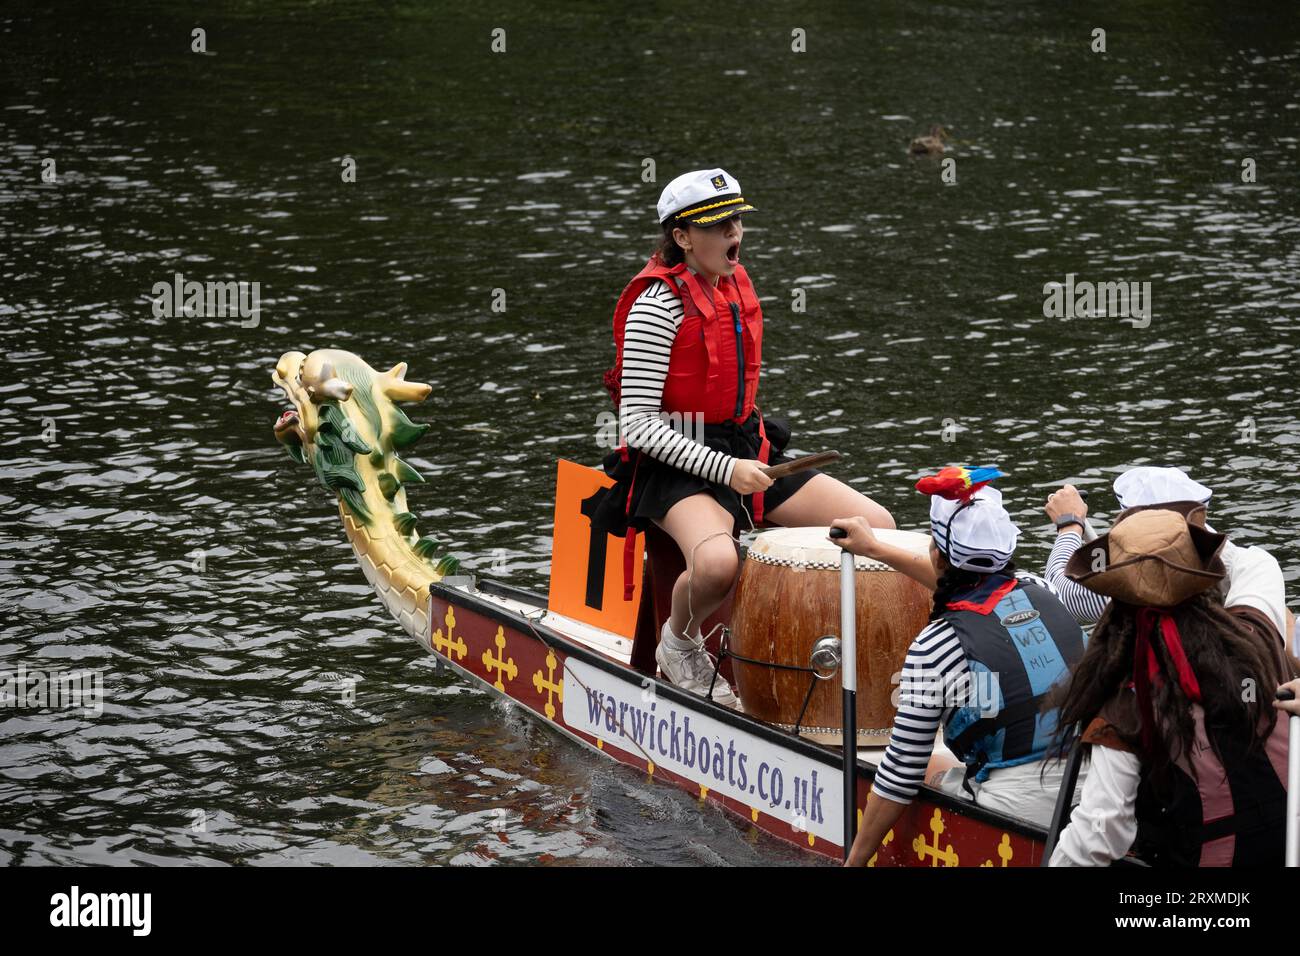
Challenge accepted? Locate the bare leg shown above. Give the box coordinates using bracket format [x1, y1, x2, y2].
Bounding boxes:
[764, 473, 897, 530]
[653, 492, 740, 641]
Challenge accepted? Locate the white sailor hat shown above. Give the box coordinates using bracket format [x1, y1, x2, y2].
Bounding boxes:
[656, 168, 757, 226]
[1113, 466, 1212, 510]
[929, 485, 1021, 572]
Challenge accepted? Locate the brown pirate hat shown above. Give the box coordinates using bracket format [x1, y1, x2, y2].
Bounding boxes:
[1115, 499, 1209, 526]
[1064, 507, 1226, 609]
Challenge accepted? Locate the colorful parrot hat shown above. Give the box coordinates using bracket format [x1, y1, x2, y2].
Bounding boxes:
[915, 466, 1019, 572]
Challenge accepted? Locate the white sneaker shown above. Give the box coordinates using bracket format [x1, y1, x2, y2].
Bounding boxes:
[655, 620, 741, 709]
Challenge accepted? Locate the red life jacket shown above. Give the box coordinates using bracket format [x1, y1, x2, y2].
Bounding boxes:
[605, 256, 763, 421]
[603, 256, 769, 600]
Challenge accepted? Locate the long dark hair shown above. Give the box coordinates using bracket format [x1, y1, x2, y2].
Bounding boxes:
[1048, 587, 1292, 788]
[652, 221, 686, 266]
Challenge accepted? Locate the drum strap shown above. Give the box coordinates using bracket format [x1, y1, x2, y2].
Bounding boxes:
[752, 409, 771, 525]
[620, 444, 641, 601]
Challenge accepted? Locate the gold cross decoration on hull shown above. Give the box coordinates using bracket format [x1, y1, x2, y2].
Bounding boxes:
[482, 625, 518, 690]
[980, 833, 1014, 867]
[532, 648, 563, 720]
[913, 808, 959, 866]
[432, 605, 467, 661]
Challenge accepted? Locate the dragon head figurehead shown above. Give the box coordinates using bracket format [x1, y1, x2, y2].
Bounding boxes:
[272, 349, 460, 637]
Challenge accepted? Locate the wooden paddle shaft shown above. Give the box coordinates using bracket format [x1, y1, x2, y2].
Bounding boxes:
[760, 450, 841, 480]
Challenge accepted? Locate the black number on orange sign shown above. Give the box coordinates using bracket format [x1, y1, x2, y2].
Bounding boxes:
[579, 488, 609, 611]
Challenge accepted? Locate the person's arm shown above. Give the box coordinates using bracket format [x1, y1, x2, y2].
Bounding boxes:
[619, 282, 738, 485]
[845, 622, 963, 865]
[1049, 744, 1141, 867]
[1042, 485, 1108, 626]
[829, 517, 937, 591]
[1043, 530, 1109, 625]
[846, 791, 911, 867]
[1219, 539, 1288, 643]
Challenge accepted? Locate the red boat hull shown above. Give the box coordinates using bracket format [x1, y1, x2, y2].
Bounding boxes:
[425, 579, 1050, 866]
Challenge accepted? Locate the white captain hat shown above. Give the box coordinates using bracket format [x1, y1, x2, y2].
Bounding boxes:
[656, 168, 757, 226]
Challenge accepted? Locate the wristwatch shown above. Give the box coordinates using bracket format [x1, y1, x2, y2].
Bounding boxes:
[1054, 515, 1086, 532]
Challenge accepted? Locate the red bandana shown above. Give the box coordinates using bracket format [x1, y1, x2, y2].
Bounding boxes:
[1133, 607, 1203, 751]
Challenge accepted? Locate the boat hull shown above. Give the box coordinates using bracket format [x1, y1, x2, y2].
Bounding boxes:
[424, 578, 1051, 866]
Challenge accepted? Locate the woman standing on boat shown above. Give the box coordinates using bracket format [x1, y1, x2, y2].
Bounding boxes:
[592, 167, 895, 708]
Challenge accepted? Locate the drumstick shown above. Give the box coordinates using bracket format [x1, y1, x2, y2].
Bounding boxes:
[760, 451, 841, 480]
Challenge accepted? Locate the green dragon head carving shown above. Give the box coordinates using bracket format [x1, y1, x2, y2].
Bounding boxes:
[272, 349, 460, 596]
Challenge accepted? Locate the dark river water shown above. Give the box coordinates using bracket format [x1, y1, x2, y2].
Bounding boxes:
[1, 1, 1297, 866]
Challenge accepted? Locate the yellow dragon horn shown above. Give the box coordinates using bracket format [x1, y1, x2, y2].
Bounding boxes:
[380, 361, 431, 402]
[309, 360, 354, 404]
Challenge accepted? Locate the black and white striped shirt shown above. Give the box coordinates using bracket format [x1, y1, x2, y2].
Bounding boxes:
[871, 571, 1064, 804]
[1043, 530, 1109, 625]
[619, 279, 737, 486]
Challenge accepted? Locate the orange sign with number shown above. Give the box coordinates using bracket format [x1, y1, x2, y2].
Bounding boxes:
[547, 459, 644, 638]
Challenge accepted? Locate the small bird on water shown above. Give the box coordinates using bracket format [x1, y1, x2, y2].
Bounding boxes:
[909, 125, 949, 155]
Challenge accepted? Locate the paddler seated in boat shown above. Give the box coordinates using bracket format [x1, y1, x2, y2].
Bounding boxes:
[1048, 507, 1296, 866]
[589, 167, 895, 708]
[830, 467, 1089, 867]
[1041, 466, 1292, 649]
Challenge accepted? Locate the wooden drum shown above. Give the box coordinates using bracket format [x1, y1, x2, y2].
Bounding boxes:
[730, 526, 932, 745]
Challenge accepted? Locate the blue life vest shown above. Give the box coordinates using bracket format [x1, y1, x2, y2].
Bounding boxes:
[940, 574, 1087, 790]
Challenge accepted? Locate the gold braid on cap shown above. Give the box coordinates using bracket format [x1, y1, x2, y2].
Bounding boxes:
[693, 204, 754, 224]
[673, 196, 745, 221]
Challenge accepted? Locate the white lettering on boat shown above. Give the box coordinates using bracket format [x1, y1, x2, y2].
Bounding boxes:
[563, 658, 842, 842]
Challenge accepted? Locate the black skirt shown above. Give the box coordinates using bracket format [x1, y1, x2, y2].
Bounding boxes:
[589, 409, 822, 538]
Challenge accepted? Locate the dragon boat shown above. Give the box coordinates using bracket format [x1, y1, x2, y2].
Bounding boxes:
[271, 347, 1059, 865]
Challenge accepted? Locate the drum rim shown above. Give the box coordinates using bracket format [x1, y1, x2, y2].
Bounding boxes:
[746, 525, 931, 571]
